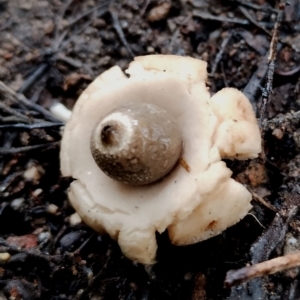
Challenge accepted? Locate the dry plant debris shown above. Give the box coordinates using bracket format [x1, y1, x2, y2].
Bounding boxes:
[225, 250, 300, 287]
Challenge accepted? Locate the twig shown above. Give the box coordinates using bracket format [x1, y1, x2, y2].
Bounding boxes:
[109, 6, 134, 58]
[220, 62, 229, 87]
[193, 10, 249, 25]
[0, 81, 60, 123]
[168, 28, 180, 53]
[260, 1, 287, 125]
[243, 53, 269, 111]
[56, 54, 82, 68]
[66, 1, 110, 29]
[19, 1, 110, 94]
[141, 0, 151, 16]
[50, 225, 68, 253]
[250, 190, 277, 212]
[57, 2, 110, 51]
[226, 206, 298, 290]
[73, 233, 96, 255]
[250, 206, 298, 265]
[238, 6, 272, 36]
[0, 142, 59, 155]
[0, 122, 64, 130]
[168, 15, 192, 54]
[234, 0, 279, 13]
[59, 2, 111, 52]
[52, 29, 69, 52]
[0, 115, 31, 123]
[225, 251, 300, 287]
[0, 237, 64, 264]
[0, 101, 32, 124]
[0, 171, 23, 192]
[60, 20, 95, 51]
[210, 32, 233, 77]
[54, 0, 75, 43]
[258, 1, 287, 161]
[18, 63, 50, 94]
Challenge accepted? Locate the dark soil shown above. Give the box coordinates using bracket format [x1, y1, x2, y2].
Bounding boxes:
[0, 0, 300, 299]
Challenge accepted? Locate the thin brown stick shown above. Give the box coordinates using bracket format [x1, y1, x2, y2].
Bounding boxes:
[250, 190, 277, 212]
[220, 62, 229, 87]
[225, 251, 300, 287]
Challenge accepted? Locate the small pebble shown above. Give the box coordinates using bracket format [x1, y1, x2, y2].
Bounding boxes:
[93, 18, 106, 28]
[147, 46, 155, 53]
[23, 165, 44, 182]
[32, 188, 43, 197]
[23, 166, 38, 180]
[7, 253, 28, 265]
[70, 212, 82, 226]
[0, 253, 10, 263]
[7, 234, 38, 249]
[0, 66, 8, 80]
[10, 198, 25, 210]
[38, 231, 51, 243]
[184, 272, 192, 281]
[148, 2, 172, 22]
[19, 2, 32, 10]
[272, 128, 284, 139]
[44, 20, 55, 34]
[59, 230, 86, 251]
[47, 204, 59, 214]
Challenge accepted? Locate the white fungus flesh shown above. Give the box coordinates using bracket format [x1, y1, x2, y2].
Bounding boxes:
[60, 55, 261, 264]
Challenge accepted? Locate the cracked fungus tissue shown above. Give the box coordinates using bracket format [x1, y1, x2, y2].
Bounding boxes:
[60, 55, 261, 264]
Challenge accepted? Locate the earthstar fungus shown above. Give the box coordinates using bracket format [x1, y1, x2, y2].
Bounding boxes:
[60, 55, 261, 264]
